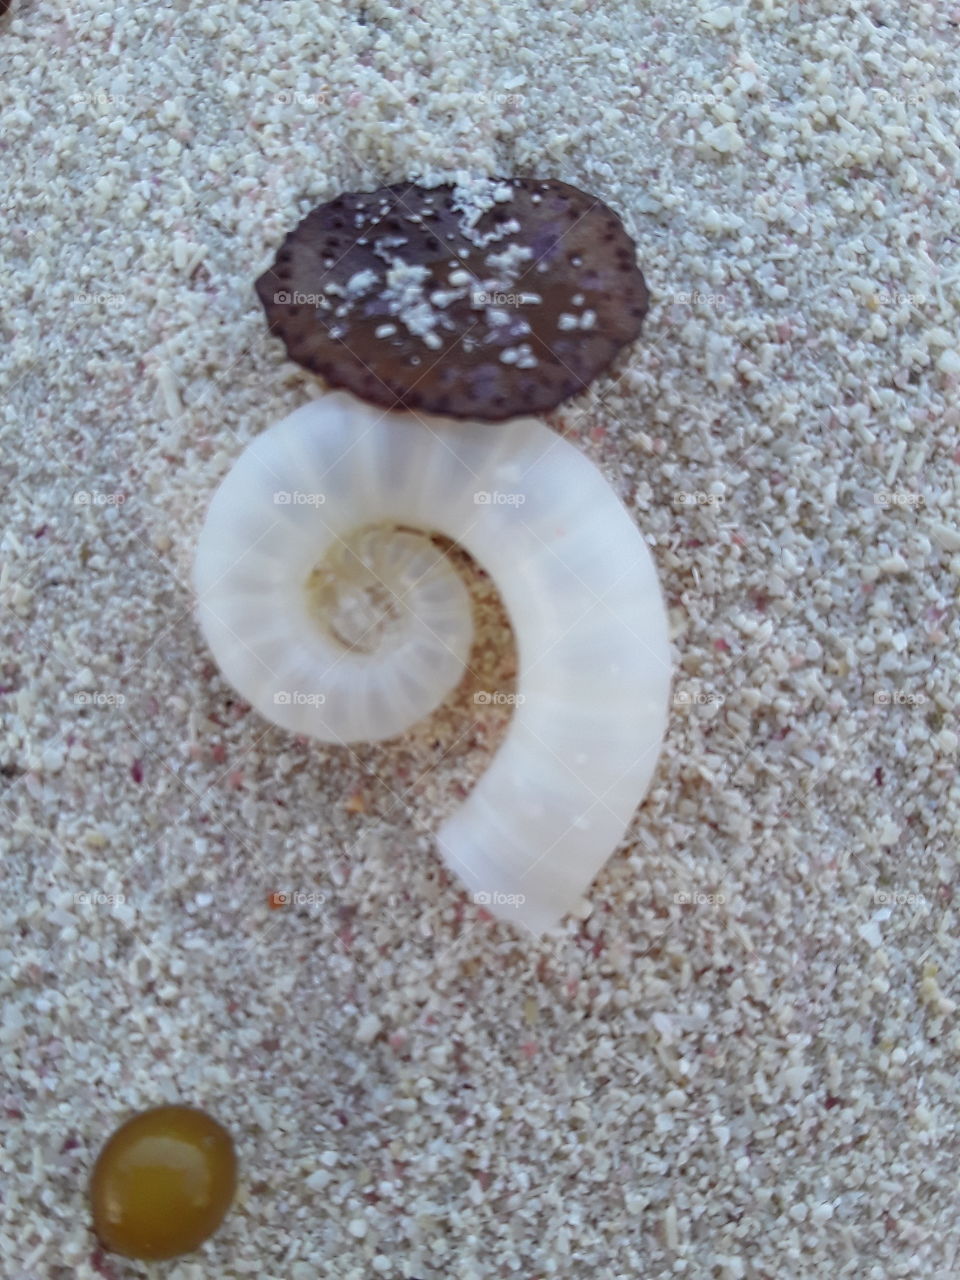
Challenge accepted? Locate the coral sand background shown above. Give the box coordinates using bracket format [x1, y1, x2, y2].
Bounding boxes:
[1, 1, 959, 1277]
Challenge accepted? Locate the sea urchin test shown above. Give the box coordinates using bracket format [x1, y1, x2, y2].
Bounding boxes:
[256, 177, 650, 422]
[193, 392, 671, 934]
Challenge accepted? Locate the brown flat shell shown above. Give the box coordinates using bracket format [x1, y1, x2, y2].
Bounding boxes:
[256, 178, 649, 422]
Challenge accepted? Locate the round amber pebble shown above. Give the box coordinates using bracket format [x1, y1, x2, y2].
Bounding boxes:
[90, 1105, 236, 1260]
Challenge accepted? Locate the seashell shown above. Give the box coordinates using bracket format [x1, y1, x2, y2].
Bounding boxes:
[193, 392, 671, 934]
[256, 177, 649, 422]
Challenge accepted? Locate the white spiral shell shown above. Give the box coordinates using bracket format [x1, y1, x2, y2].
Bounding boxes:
[193, 392, 671, 934]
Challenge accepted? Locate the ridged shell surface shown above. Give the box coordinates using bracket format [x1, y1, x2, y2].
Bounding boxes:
[194, 392, 671, 934]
